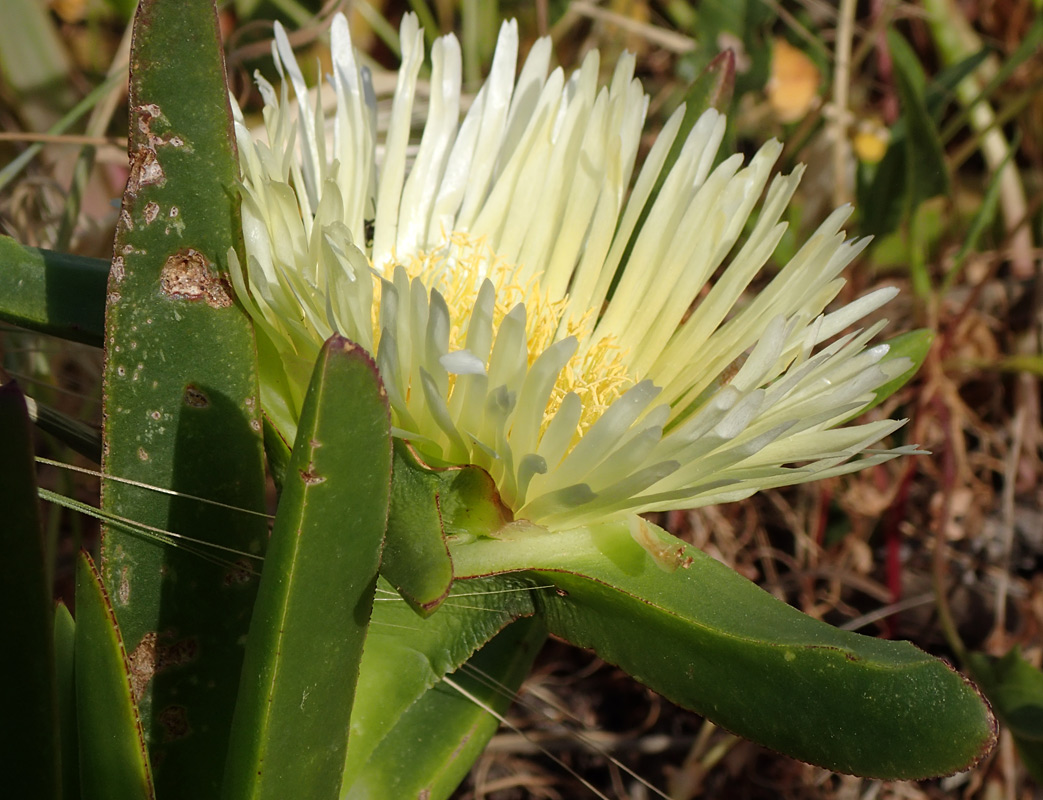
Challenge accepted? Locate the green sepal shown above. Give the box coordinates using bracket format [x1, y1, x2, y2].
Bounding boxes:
[261, 413, 291, 491]
[384, 440, 511, 615]
[860, 328, 934, 416]
[74, 552, 154, 800]
[670, 49, 736, 161]
[222, 335, 392, 800]
[383, 442, 455, 614]
[450, 517, 996, 779]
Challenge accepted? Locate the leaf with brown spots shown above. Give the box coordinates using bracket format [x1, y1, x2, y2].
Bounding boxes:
[99, 0, 268, 795]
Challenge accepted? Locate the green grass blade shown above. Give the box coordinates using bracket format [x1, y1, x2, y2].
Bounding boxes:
[222, 336, 392, 800]
[942, 135, 1017, 292]
[22, 395, 103, 464]
[0, 383, 60, 800]
[889, 30, 950, 206]
[450, 519, 997, 779]
[0, 70, 126, 194]
[99, 0, 269, 793]
[937, 16, 1043, 142]
[75, 552, 154, 800]
[0, 238, 107, 346]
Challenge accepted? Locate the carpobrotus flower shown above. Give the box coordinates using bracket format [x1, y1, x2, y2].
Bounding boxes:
[230, 13, 916, 532]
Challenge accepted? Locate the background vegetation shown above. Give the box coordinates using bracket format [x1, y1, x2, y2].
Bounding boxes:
[2, 0, 1041, 796]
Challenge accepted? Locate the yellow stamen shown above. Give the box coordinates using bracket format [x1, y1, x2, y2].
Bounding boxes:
[373, 233, 633, 439]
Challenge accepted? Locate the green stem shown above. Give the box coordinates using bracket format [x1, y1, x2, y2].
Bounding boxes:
[907, 204, 933, 302]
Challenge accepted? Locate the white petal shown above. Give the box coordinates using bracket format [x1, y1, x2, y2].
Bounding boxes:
[441, 349, 487, 375]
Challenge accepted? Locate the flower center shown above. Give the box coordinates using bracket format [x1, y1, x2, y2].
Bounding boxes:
[376, 233, 634, 441]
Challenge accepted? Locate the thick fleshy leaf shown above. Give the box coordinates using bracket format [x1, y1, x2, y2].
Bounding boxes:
[0, 238, 107, 346]
[75, 552, 154, 800]
[343, 575, 537, 791]
[54, 602, 79, 800]
[99, 0, 268, 793]
[0, 383, 60, 800]
[383, 441, 510, 614]
[261, 415, 291, 491]
[222, 335, 391, 800]
[345, 616, 545, 800]
[450, 518, 996, 779]
[968, 648, 1043, 782]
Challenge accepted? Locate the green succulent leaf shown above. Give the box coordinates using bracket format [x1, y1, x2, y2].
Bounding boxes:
[450, 517, 997, 779]
[54, 602, 79, 800]
[0, 382, 60, 800]
[261, 415, 292, 491]
[75, 552, 154, 800]
[99, 0, 269, 794]
[0, 238, 107, 346]
[222, 336, 392, 800]
[968, 648, 1043, 782]
[345, 616, 545, 800]
[344, 575, 538, 792]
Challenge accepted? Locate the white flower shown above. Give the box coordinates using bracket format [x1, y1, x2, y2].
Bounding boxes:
[229, 13, 916, 532]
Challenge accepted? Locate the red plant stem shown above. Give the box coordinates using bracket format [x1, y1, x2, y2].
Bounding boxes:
[882, 460, 918, 638]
